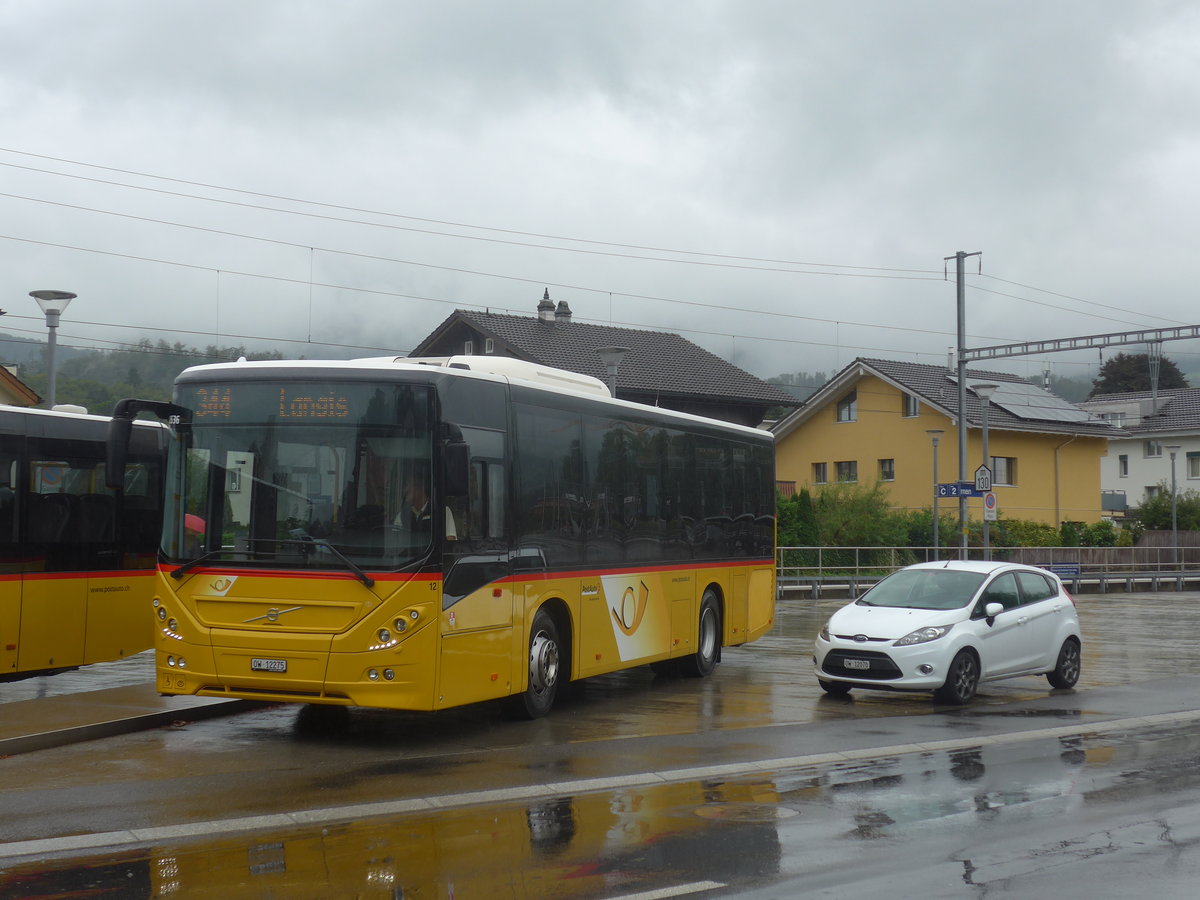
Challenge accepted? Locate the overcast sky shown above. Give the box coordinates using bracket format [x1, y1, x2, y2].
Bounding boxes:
[2, 0, 1199, 385]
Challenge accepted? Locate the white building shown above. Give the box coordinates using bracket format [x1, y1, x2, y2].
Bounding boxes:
[1079, 388, 1200, 514]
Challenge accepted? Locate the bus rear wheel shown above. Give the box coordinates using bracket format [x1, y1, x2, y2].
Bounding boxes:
[682, 589, 721, 678]
[506, 608, 562, 719]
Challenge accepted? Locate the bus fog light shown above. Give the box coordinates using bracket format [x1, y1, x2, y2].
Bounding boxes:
[377, 628, 391, 643]
[393, 618, 407, 633]
[368, 669, 379, 681]
[167, 656, 176, 667]
[918, 663, 935, 675]
[384, 668, 395, 681]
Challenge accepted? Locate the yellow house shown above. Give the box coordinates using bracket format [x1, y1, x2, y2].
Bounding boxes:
[771, 358, 1118, 526]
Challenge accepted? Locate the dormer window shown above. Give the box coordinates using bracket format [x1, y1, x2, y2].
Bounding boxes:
[464, 340, 474, 355]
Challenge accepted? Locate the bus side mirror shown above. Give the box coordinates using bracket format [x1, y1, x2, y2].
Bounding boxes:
[106, 416, 134, 490]
[444, 440, 470, 497]
[106, 398, 192, 491]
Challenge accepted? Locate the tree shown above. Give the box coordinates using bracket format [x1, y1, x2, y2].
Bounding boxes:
[1089, 352, 1188, 396]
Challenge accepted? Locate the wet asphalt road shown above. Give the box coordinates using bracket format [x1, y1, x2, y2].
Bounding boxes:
[4, 590, 1200, 897]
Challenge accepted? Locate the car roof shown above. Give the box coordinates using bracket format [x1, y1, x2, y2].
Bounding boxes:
[901, 560, 1050, 575]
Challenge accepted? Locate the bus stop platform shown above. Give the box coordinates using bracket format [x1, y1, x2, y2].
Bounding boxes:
[0, 683, 253, 757]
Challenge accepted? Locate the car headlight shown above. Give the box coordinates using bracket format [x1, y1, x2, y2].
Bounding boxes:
[818, 621, 830, 641]
[895, 625, 951, 646]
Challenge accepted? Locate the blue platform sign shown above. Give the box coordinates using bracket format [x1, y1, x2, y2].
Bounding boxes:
[937, 482, 982, 498]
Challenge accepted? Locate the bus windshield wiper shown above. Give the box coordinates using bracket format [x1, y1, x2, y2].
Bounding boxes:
[306, 538, 375, 588]
[171, 549, 232, 580]
[278, 535, 376, 588]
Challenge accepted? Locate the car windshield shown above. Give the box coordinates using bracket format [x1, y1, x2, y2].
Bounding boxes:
[856, 568, 988, 610]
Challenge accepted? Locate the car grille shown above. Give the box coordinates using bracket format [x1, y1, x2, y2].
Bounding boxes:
[822, 649, 903, 681]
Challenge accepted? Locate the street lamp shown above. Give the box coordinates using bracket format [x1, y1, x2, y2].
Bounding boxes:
[1168, 444, 1182, 569]
[927, 429, 944, 560]
[594, 346, 630, 397]
[30, 290, 76, 409]
[972, 384, 999, 561]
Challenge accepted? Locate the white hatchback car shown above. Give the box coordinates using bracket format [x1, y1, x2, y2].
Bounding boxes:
[813, 560, 1081, 704]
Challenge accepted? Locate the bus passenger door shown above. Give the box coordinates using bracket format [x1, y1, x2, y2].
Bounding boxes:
[20, 453, 88, 672]
[0, 449, 18, 676]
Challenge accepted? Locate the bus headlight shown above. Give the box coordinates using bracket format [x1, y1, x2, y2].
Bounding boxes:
[168, 618, 178, 632]
[157, 606, 167, 621]
[393, 618, 407, 633]
[377, 628, 391, 644]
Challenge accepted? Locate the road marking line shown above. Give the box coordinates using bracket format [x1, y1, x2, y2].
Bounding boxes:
[6, 709, 1200, 862]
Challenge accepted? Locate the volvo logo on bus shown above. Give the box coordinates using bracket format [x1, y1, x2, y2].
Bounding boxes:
[245, 605, 302, 624]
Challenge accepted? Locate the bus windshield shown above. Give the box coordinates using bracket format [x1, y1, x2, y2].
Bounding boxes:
[164, 381, 435, 572]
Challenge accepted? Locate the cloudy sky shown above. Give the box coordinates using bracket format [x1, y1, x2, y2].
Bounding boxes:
[2, 0, 1199, 384]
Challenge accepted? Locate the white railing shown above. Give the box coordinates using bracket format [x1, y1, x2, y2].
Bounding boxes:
[777, 544, 1200, 596]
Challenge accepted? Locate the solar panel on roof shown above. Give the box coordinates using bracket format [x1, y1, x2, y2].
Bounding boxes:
[971, 379, 1093, 423]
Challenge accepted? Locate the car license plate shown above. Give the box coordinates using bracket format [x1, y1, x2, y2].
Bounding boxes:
[843, 658, 870, 670]
[251, 658, 287, 673]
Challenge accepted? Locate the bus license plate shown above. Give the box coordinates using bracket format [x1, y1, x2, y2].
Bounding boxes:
[251, 658, 287, 673]
[843, 658, 870, 670]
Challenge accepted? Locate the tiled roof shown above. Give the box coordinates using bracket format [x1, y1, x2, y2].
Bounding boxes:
[775, 357, 1118, 438]
[416, 309, 798, 406]
[1086, 387, 1200, 434]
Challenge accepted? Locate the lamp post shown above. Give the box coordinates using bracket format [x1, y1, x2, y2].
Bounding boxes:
[594, 346, 630, 397]
[972, 384, 998, 561]
[30, 290, 76, 409]
[927, 429, 944, 560]
[1168, 444, 1182, 569]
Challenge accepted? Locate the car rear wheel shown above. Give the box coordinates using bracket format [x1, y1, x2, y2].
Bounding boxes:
[1047, 638, 1081, 689]
[818, 678, 853, 696]
[934, 650, 978, 705]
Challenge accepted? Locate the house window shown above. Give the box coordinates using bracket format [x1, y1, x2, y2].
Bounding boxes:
[1118, 454, 1128, 477]
[464, 340, 474, 355]
[1144, 440, 1163, 458]
[835, 460, 857, 483]
[836, 391, 857, 423]
[902, 393, 919, 417]
[879, 458, 895, 481]
[1146, 484, 1162, 499]
[227, 468, 242, 493]
[991, 456, 1017, 486]
[484, 338, 494, 354]
[1188, 452, 1200, 479]
[1100, 412, 1126, 426]
[812, 462, 827, 484]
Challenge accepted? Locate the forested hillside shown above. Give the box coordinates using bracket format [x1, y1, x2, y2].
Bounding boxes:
[2, 333, 283, 414]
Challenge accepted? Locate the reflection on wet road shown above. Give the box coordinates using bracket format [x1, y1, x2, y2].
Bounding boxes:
[6, 591, 1200, 898]
[7, 719, 1200, 898]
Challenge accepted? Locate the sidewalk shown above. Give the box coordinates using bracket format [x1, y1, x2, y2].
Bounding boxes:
[0, 654, 252, 756]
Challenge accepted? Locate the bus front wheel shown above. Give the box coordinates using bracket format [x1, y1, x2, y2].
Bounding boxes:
[682, 589, 721, 678]
[507, 608, 562, 719]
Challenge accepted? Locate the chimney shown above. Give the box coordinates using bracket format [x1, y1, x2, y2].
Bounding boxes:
[537, 288, 555, 322]
[555, 300, 572, 323]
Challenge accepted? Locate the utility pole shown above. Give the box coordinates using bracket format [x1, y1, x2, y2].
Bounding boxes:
[946, 250, 981, 558]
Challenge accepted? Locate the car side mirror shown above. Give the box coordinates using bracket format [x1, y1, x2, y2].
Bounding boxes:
[984, 601, 1004, 624]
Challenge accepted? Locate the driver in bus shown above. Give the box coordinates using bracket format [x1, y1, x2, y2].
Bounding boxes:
[395, 470, 457, 540]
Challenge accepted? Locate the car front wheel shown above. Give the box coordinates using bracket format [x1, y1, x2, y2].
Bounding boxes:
[934, 650, 979, 705]
[1047, 638, 1081, 689]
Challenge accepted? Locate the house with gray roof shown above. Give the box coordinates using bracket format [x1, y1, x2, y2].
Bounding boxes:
[772, 357, 1120, 526]
[411, 291, 798, 427]
[1079, 388, 1200, 512]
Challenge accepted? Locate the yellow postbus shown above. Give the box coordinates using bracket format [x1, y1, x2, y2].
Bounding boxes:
[108, 356, 776, 717]
[1, 404, 166, 681]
